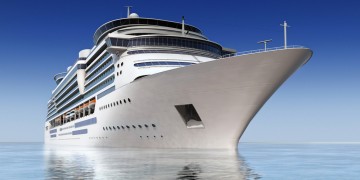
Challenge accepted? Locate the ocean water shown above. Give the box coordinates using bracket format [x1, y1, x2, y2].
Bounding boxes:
[0, 143, 359, 179]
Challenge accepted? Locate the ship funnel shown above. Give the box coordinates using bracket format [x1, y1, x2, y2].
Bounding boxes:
[77, 49, 90, 95]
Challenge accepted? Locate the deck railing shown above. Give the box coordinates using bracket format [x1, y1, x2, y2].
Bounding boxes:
[221, 45, 306, 58]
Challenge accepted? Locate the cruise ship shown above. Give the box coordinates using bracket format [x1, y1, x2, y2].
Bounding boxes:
[44, 10, 313, 149]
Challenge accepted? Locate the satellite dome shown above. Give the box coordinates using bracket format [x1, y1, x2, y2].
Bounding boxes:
[129, 13, 139, 18]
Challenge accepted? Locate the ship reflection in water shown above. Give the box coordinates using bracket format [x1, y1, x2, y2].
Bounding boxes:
[44, 145, 260, 179]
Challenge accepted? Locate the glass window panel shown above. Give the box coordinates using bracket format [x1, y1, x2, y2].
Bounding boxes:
[139, 19, 147, 24]
[121, 19, 129, 25]
[152, 62, 160, 65]
[113, 20, 121, 27]
[158, 20, 166, 26]
[181, 39, 185, 47]
[168, 62, 178, 65]
[158, 37, 163, 45]
[120, 39, 125, 46]
[129, 19, 137, 24]
[148, 19, 157, 25]
[155, 37, 159, 46]
[105, 23, 113, 31]
[125, 40, 129, 47]
[100, 26, 107, 33]
[150, 38, 155, 46]
[141, 38, 144, 46]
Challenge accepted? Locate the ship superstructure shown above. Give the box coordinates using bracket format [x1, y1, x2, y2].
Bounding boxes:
[45, 10, 312, 149]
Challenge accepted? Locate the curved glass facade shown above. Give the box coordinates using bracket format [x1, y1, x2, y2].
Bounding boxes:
[134, 61, 195, 67]
[106, 36, 222, 56]
[94, 18, 202, 45]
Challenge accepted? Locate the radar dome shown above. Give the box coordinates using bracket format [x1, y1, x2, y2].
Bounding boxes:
[129, 13, 139, 18]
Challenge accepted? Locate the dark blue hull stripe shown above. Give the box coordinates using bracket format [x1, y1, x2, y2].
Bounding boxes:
[75, 117, 97, 128]
[97, 86, 115, 99]
[72, 129, 88, 135]
[50, 129, 57, 134]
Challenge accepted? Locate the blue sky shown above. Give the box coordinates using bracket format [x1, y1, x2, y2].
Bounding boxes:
[0, 0, 359, 142]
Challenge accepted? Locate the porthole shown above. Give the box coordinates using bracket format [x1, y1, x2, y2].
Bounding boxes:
[132, 125, 136, 128]
[147, 136, 149, 138]
[103, 127, 105, 131]
[117, 126, 120, 129]
[117, 72, 119, 76]
[117, 64, 119, 68]
[140, 136, 142, 138]
[128, 98, 131, 102]
[124, 99, 127, 103]
[106, 127, 108, 130]
[126, 125, 130, 129]
[113, 126, 116, 130]
[145, 124, 148, 128]
[120, 100, 122, 104]
[152, 124, 156, 127]
[161, 135, 163, 138]
[154, 136, 156, 138]
[116, 101, 119, 105]
[121, 62, 124, 66]
[120, 70, 122, 75]
[109, 127, 112, 130]
[121, 126, 124, 129]
[138, 125, 142, 128]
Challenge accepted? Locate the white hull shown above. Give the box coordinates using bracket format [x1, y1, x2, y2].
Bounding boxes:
[45, 48, 312, 149]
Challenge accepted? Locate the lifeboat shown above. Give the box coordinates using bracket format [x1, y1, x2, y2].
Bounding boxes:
[79, 104, 84, 111]
[89, 99, 96, 108]
[69, 111, 75, 117]
[83, 102, 89, 110]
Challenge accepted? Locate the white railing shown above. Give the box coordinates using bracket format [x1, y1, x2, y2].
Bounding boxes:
[221, 45, 306, 58]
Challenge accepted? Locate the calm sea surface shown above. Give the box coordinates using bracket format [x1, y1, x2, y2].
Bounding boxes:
[0, 143, 359, 179]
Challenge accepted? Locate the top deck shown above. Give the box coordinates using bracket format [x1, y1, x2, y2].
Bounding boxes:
[93, 18, 202, 45]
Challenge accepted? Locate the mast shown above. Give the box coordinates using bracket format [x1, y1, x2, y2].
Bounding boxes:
[280, 21, 290, 49]
[182, 16, 185, 36]
[125, 6, 132, 18]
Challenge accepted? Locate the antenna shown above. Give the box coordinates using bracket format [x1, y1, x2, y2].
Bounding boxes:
[257, 39, 272, 51]
[280, 21, 290, 49]
[182, 16, 185, 36]
[125, 6, 132, 18]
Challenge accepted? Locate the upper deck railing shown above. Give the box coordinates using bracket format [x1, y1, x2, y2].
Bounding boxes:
[221, 45, 306, 59]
